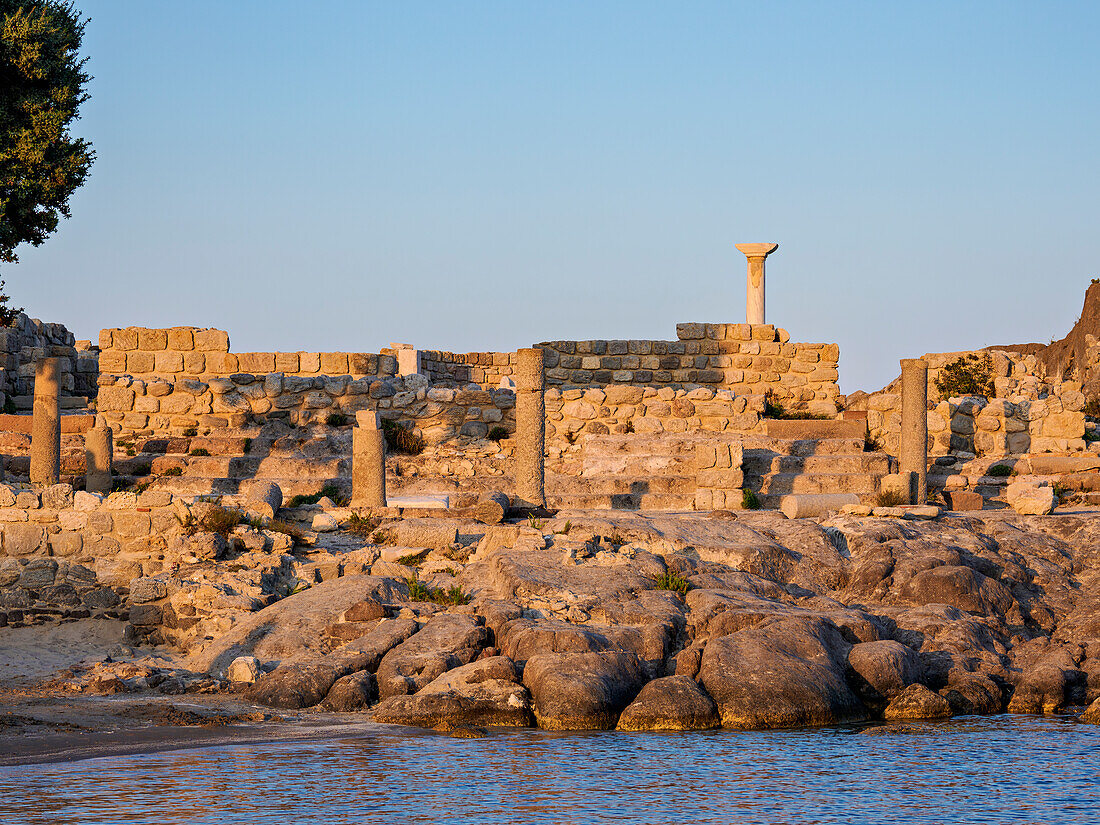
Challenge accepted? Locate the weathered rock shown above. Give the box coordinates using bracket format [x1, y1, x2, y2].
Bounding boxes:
[1081, 696, 1100, 725]
[374, 656, 531, 728]
[883, 684, 953, 720]
[188, 575, 408, 675]
[226, 656, 261, 683]
[699, 617, 867, 729]
[327, 617, 421, 674]
[522, 651, 647, 730]
[375, 613, 489, 698]
[616, 675, 720, 731]
[394, 519, 458, 551]
[846, 640, 924, 705]
[473, 491, 510, 525]
[246, 660, 342, 709]
[1007, 665, 1068, 714]
[320, 671, 377, 711]
[1006, 482, 1056, 516]
[941, 674, 1003, 715]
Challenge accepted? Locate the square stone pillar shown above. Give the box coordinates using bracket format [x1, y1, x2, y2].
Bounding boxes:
[30, 357, 61, 485]
[85, 425, 114, 495]
[390, 343, 422, 377]
[899, 358, 929, 505]
[352, 410, 387, 508]
[514, 348, 546, 509]
[735, 242, 779, 325]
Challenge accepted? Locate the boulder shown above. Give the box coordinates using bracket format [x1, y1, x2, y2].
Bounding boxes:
[1006, 482, 1056, 516]
[246, 480, 283, 520]
[1081, 696, 1100, 725]
[1007, 665, 1068, 714]
[375, 613, 489, 698]
[616, 675, 720, 731]
[328, 618, 420, 674]
[846, 640, 923, 705]
[226, 656, 261, 684]
[899, 565, 1015, 617]
[883, 684, 953, 720]
[522, 651, 647, 730]
[373, 656, 531, 728]
[394, 519, 458, 551]
[320, 671, 376, 711]
[941, 674, 1003, 715]
[246, 660, 342, 709]
[699, 616, 867, 729]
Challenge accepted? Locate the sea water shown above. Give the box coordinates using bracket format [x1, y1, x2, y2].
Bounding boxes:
[1, 715, 1098, 824]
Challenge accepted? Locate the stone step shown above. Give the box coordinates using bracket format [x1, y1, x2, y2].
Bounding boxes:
[763, 419, 866, 440]
[547, 491, 695, 512]
[741, 437, 867, 457]
[12, 395, 89, 412]
[153, 454, 348, 479]
[146, 475, 349, 499]
[744, 453, 892, 476]
[549, 475, 695, 496]
[580, 453, 695, 477]
[758, 472, 880, 496]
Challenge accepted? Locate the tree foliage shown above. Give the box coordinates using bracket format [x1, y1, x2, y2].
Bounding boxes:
[934, 353, 995, 400]
[0, 0, 93, 266]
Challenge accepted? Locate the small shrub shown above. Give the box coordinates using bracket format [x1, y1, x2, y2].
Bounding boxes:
[864, 431, 883, 453]
[741, 489, 761, 510]
[182, 427, 198, 437]
[243, 438, 252, 454]
[650, 570, 693, 596]
[287, 484, 346, 508]
[1085, 429, 1100, 444]
[875, 489, 909, 507]
[622, 420, 635, 434]
[404, 575, 471, 605]
[527, 513, 546, 531]
[554, 520, 573, 535]
[161, 467, 183, 477]
[325, 412, 350, 427]
[371, 527, 396, 545]
[396, 549, 430, 567]
[1084, 399, 1100, 419]
[934, 353, 994, 400]
[345, 513, 381, 537]
[487, 425, 508, 442]
[606, 532, 626, 546]
[184, 505, 242, 537]
[1053, 483, 1071, 502]
[987, 464, 1013, 477]
[190, 448, 210, 457]
[763, 391, 829, 420]
[564, 430, 580, 445]
[381, 419, 424, 455]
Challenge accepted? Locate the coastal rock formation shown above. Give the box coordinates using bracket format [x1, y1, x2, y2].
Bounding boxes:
[616, 675, 720, 731]
[523, 651, 648, 730]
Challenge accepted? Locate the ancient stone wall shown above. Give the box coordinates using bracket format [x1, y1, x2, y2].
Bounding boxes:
[420, 350, 516, 388]
[538, 323, 839, 414]
[97, 327, 399, 381]
[853, 349, 1088, 456]
[546, 385, 763, 441]
[0, 312, 96, 406]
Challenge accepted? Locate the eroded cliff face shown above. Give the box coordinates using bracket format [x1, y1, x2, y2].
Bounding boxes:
[1000, 280, 1100, 397]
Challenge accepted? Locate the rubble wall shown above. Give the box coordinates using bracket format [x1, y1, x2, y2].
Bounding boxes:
[1, 312, 97, 404]
[852, 349, 1088, 456]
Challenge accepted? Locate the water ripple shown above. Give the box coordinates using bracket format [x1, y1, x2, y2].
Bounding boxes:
[1, 716, 1098, 825]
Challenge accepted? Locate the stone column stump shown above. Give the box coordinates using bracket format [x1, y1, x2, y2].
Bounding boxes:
[352, 411, 386, 508]
[899, 358, 929, 505]
[85, 425, 114, 495]
[514, 347, 546, 509]
[30, 357, 61, 485]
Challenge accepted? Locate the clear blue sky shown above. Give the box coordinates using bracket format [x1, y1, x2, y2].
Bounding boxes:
[9, 1, 1100, 392]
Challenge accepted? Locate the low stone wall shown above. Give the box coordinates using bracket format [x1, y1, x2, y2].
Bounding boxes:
[95, 372, 518, 444]
[545, 385, 763, 440]
[97, 327, 398, 381]
[421, 350, 517, 388]
[853, 349, 1088, 456]
[538, 323, 840, 414]
[0, 312, 96, 404]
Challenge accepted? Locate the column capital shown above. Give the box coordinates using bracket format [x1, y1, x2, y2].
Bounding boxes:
[735, 242, 779, 259]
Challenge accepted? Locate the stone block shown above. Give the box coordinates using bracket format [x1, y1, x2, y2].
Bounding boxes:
[780, 493, 859, 519]
[96, 385, 135, 412]
[98, 350, 127, 373]
[275, 352, 300, 373]
[154, 351, 184, 373]
[126, 351, 155, 373]
[183, 351, 206, 374]
[137, 329, 168, 350]
[3, 524, 46, 556]
[321, 353, 349, 375]
[238, 352, 276, 374]
[943, 490, 983, 511]
[193, 329, 230, 352]
[114, 328, 139, 351]
[167, 328, 194, 351]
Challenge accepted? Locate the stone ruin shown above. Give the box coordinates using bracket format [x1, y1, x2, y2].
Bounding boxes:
[3, 241, 1100, 634]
